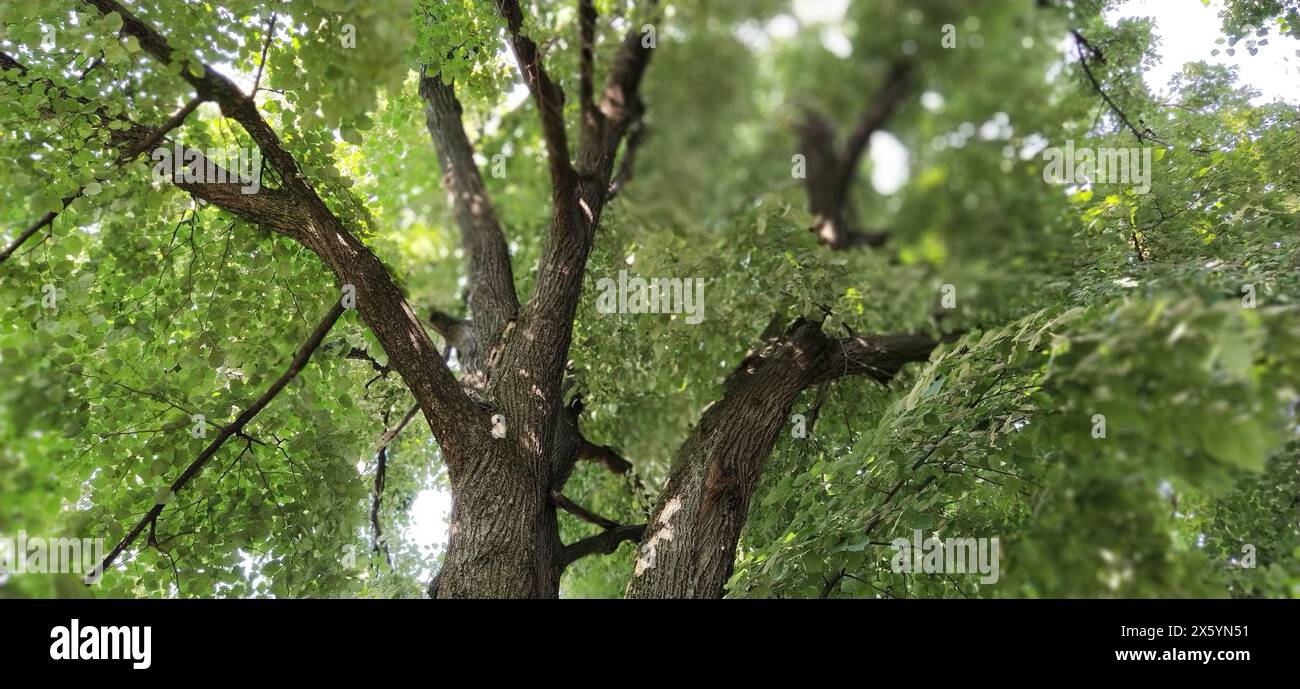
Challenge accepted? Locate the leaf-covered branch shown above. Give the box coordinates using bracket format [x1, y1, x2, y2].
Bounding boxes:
[79, 0, 484, 459]
[94, 300, 346, 581]
[0, 52, 207, 263]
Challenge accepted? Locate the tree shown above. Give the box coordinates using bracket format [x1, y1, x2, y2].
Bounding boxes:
[1, 0, 1298, 599]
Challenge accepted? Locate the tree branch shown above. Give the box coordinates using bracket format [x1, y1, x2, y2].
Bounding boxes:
[513, 0, 663, 382]
[92, 300, 346, 582]
[626, 319, 939, 597]
[551, 489, 620, 530]
[798, 61, 913, 250]
[418, 70, 520, 361]
[578, 0, 660, 176]
[578, 0, 598, 125]
[837, 61, 913, 192]
[1070, 30, 1146, 143]
[371, 446, 393, 568]
[561, 523, 646, 568]
[80, 0, 485, 459]
[550, 394, 640, 494]
[815, 332, 941, 385]
[606, 115, 645, 200]
[373, 401, 422, 456]
[0, 52, 206, 264]
[370, 403, 419, 567]
[577, 436, 634, 475]
[493, 0, 574, 190]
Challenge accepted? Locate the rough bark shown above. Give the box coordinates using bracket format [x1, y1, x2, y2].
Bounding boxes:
[432, 441, 565, 598]
[424, 0, 660, 597]
[625, 321, 939, 598]
[419, 72, 519, 382]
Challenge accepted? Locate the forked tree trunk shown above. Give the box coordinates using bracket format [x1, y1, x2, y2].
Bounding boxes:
[59, 0, 938, 600]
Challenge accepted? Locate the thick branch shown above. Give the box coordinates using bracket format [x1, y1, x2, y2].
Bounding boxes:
[168, 160, 303, 234]
[578, 0, 660, 176]
[836, 61, 913, 193]
[561, 523, 646, 568]
[427, 308, 475, 352]
[493, 0, 574, 190]
[815, 333, 941, 385]
[578, 0, 598, 123]
[418, 71, 519, 358]
[550, 394, 639, 492]
[449, 4, 664, 509]
[625, 320, 939, 598]
[93, 300, 346, 581]
[511, 0, 663, 388]
[578, 437, 634, 474]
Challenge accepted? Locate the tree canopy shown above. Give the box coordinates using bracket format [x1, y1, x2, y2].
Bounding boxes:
[2, 0, 1299, 599]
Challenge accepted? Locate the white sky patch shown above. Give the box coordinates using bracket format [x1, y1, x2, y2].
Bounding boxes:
[1108, 0, 1300, 104]
[733, 20, 770, 52]
[766, 14, 799, 41]
[793, 0, 848, 25]
[820, 26, 852, 58]
[870, 131, 909, 195]
[483, 81, 531, 139]
[405, 483, 452, 552]
[1019, 133, 1051, 160]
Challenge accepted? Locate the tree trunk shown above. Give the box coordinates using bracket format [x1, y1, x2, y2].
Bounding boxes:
[433, 442, 563, 598]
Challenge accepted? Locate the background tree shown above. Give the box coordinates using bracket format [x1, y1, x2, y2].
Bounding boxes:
[2, 0, 1298, 598]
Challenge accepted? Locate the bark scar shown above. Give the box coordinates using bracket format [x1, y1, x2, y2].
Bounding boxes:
[634, 496, 683, 576]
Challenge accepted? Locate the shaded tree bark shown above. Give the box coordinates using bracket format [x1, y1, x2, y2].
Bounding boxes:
[626, 321, 939, 598]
